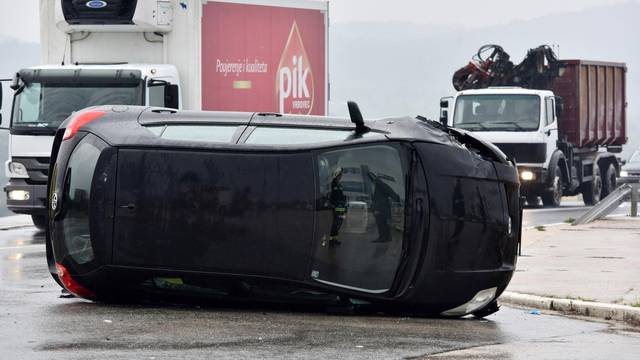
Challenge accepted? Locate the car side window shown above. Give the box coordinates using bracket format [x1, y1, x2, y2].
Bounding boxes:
[245, 127, 357, 145]
[545, 97, 555, 125]
[311, 144, 406, 293]
[148, 84, 165, 108]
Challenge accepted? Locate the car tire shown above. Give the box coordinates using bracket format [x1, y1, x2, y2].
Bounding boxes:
[601, 163, 617, 199]
[582, 164, 602, 206]
[542, 166, 563, 207]
[31, 215, 46, 231]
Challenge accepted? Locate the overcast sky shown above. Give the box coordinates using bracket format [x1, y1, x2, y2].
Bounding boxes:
[1, 0, 639, 42]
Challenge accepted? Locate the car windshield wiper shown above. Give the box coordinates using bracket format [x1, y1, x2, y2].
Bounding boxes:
[489, 121, 525, 130]
[456, 122, 488, 130]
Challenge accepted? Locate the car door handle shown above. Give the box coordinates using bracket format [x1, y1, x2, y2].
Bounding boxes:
[119, 203, 136, 210]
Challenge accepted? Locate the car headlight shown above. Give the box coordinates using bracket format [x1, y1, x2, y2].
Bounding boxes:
[520, 170, 535, 181]
[441, 287, 498, 316]
[620, 170, 628, 177]
[8, 162, 29, 178]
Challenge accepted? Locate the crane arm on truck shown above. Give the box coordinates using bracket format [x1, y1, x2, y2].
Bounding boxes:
[453, 45, 562, 91]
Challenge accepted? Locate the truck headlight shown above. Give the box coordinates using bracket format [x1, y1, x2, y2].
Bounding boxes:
[620, 170, 628, 177]
[8, 162, 29, 178]
[520, 170, 535, 181]
[8, 190, 30, 201]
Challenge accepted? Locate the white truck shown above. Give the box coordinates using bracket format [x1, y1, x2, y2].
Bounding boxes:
[2, 0, 328, 228]
[441, 45, 627, 208]
[440, 71, 626, 208]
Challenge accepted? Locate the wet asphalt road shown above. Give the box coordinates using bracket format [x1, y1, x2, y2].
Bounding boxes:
[1, 227, 639, 359]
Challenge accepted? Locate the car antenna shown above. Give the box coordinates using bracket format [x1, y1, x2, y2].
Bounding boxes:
[347, 101, 369, 135]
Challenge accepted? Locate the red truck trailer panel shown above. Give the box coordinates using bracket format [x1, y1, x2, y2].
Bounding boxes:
[552, 60, 626, 148]
[201, 1, 326, 115]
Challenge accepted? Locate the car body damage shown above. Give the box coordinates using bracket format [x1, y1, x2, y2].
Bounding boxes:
[46, 105, 522, 317]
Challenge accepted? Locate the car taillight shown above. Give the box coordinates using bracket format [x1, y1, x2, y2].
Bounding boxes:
[62, 110, 107, 141]
[55, 263, 96, 300]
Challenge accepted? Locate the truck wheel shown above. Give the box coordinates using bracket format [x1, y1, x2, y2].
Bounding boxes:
[582, 164, 602, 206]
[525, 195, 539, 207]
[601, 164, 617, 199]
[31, 215, 46, 231]
[542, 166, 562, 207]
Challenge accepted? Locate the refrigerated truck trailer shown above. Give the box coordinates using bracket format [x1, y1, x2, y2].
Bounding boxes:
[440, 60, 627, 207]
[3, 0, 328, 228]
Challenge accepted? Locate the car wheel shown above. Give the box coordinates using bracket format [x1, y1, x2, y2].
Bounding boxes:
[542, 166, 563, 207]
[601, 163, 617, 199]
[582, 164, 602, 205]
[31, 215, 46, 231]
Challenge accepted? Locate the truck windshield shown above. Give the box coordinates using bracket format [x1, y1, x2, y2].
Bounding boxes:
[453, 94, 540, 131]
[12, 82, 143, 130]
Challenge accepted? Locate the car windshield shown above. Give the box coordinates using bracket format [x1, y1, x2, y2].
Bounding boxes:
[12, 81, 143, 130]
[453, 94, 541, 131]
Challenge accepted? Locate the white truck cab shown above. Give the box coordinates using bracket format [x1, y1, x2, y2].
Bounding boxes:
[440, 86, 619, 207]
[4, 63, 180, 227]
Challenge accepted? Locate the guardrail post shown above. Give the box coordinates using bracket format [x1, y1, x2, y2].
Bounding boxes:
[631, 184, 639, 217]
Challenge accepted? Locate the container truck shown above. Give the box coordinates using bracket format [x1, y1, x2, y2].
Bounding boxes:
[2, 0, 328, 228]
[441, 45, 627, 207]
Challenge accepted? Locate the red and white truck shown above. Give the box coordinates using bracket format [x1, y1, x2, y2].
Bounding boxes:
[3, 0, 329, 228]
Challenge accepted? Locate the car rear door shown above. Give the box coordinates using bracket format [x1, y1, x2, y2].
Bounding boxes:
[112, 148, 316, 281]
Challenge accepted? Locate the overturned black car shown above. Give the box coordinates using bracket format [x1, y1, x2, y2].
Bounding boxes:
[46, 103, 522, 317]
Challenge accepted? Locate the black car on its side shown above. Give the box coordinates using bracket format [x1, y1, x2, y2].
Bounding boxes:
[46, 104, 522, 317]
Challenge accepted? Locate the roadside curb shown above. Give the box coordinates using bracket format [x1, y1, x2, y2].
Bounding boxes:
[500, 291, 640, 326]
[0, 223, 34, 231]
[0, 215, 34, 231]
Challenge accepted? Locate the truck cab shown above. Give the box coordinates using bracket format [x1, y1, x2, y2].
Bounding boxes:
[441, 86, 619, 207]
[4, 64, 180, 228]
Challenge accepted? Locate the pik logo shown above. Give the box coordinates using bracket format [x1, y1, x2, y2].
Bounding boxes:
[276, 22, 315, 115]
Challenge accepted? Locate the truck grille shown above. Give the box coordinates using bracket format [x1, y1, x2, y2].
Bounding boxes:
[494, 143, 546, 164]
[13, 157, 50, 184]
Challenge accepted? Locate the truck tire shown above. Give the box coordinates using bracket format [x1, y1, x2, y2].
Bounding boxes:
[31, 215, 46, 231]
[601, 163, 617, 199]
[525, 194, 539, 207]
[542, 166, 562, 207]
[582, 164, 602, 206]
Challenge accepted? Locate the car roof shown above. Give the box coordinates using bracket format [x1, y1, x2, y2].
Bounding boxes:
[70, 105, 508, 164]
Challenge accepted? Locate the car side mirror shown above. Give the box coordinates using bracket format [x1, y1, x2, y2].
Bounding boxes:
[555, 96, 564, 119]
[0, 80, 5, 129]
[149, 79, 179, 109]
[164, 84, 179, 109]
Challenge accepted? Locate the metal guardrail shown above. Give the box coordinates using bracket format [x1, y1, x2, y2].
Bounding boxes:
[573, 183, 639, 225]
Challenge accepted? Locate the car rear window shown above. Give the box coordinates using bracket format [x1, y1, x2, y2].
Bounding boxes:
[245, 127, 355, 145]
[61, 135, 105, 265]
[147, 125, 239, 143]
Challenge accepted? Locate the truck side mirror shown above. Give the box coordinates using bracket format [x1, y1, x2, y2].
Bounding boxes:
[440, 110, 448, 126]
[164, 84, 179, 109]
[555, 96, 564, 119]
[439, 97, 452, 126]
